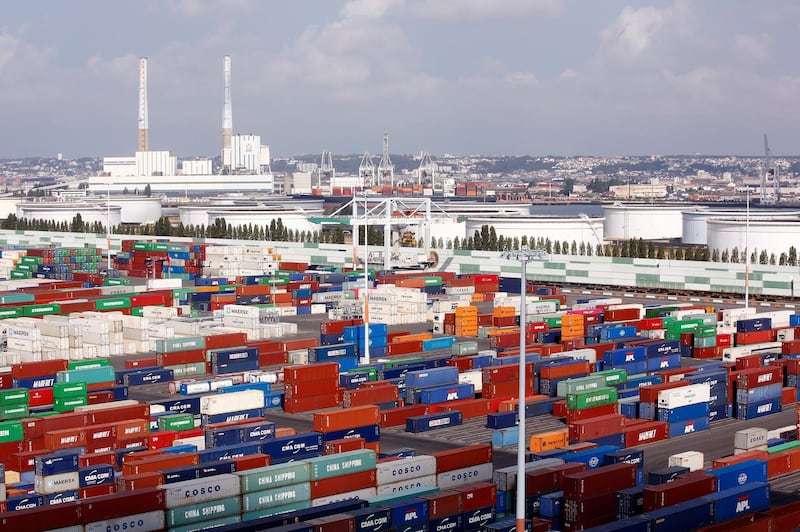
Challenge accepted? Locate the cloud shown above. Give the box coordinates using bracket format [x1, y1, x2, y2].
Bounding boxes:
[600, 5, 668, 60]
[406, 0, 563, 22]
[341, 0, 403, 20]
[157, 0, 255, 16]
[733, 34, 771, 63]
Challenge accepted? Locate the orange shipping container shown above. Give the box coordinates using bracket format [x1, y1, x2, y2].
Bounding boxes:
[530, 430, 569, 453]
[312, 405, 381, 433]
[455, 306, 478, 317]
[493, 306, 517, 318]
[392, 333, 433, 344]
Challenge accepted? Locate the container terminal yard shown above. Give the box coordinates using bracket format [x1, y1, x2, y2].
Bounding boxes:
[0, 237, 797, 531]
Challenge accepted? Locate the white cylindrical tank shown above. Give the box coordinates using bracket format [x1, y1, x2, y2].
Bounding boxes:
[603, 203, 685, 240]
[17, 202, 122, 227]
[706, 216, 800, 258]
[464, 216, 604, 248]
[683, 208, 800, 246]
[87, 196, 162, 225]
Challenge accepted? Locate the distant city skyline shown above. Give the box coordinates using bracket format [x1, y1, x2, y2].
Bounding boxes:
[2, 1, 799, 159]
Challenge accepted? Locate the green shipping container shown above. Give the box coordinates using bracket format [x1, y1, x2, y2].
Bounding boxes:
[94, 297, 132, 311]
[241, 500, 311, 522]
[54, 396, 88, 413]
[236, 462, 311, 493]
[19, 256, 43, 265]
[452, 341, 479, 356]
[594, 369, 628, 386]
[56, 366, 116, 385]
[767, 440, 800, 454]
[566, 387, 618, 410]
[157, 413, 195, 432]
[346, 367, 378, 382]
[9, 270, 31, 279]
[305, 449, 377, 480]
[0, 307, 23, 320]
[0, 388, 29, 406]
[69, 358, 111, 370]
[155, 336, 207, 353]
[166, 496, 241, 528]
[170, 515, 241, 532]
[0, 420, 24, 443]
[695, 325, 718, 338]
[22, 303, 61, 317]
[166, 362, 207, 379]
[104, 277, 132, 286]
[0, 404, 29, 420]
[556, 375, 608, 397]
[241, 482, 312, 512]
[0, 294, 35, 304]
[53, 382, 88, 399]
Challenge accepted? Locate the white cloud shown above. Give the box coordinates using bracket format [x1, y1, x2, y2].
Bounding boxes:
[157, 0, 255, 16]
[733, 34, 771, 63]
[341, 0, 403, 20]
[600, 6, 668, 60]
[407, 0, 563, 22]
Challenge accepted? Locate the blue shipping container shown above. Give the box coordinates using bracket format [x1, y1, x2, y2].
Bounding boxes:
[736, 398, 782, 420]
[385, 497, 428, 526]
[657, 402, 711, 424]
[736, 318, 772, 332]
[604, 346, 647, 365]
[703, 482, 769, 523]
[648, 466, 690, 485]
[735, 383, 782, 404]
[321, 424, 380, 443]
[417, 383, 475, 404]
[708, 460, 768, 492]
[201, 408, 264, 425]
[405, 367, 459, 388]
[406, 411, 462, 433]
[643, 499, 713, 530]
[668, 416, 710, 438]
[261, 432, 323, 459]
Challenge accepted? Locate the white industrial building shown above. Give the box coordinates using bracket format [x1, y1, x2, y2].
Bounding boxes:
[706, 216, 800, 259]
[603, 203, 688, 241]
[682, 208, 800, 246]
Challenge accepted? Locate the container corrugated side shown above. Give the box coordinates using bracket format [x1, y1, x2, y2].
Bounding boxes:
[84, 510, 166, 532]
[160, 473, 241, 509]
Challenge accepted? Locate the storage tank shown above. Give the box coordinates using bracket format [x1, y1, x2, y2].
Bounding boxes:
[17, 202, 122, 227]
[603, 203, 685, 240]
[683, 208, 800, 246]
[706, 216, 800, 259]
[464, 216, 604, 249]
[88, 196, 162, 224]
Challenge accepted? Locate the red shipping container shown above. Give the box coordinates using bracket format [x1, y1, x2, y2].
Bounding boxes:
[694, 346, 723, 359]
[696, 513, 772, 532]
[564, 492, 617, 522]
[84, 423, 117, 444]
[526, 464, 583, 496]
[0, 502, 82, 530]
[736, 354, 765, 370]
[280, 337, 319, 353]
[80, 487, 165, 522]
[313, 405, 380, 432]
[204, 331, 249, 351]
[766, 452, 792, 478]
[87, 403, 150, 425]
[116, 472, 164, 491]
[284, 362, 339, 382]
[87, 390, 116, 405]
[769, 499, 800, 532]
[342, 386, 400, 408]
[310, 469, 376, 499]
[454, 482, 496, 513]
[563, 462, 637, 499]
[430, 398, 491, 419]
[735, 330, 774, 345]
[125, 357, 159, 369]
[565, 403, 618, 423]
[284, 379, 340, 399]
[284, 393, 341, 414]
[481, 363, 534, 385]
[482, 379, 535, 399]
[642, 472, 716, 511]
[783, 340, 800, 355]
[420, 490, 464, 519]
[114, 419, 151, 442]
[387, 340, 424, 356]
[568, 414, 626, 442]
[782, 387, 797, 405]
[736, 366, 783, 388]
[640, 318, 664, 330]
[122, 453, 199, 475]
[122, 449, 166, 464]
[80, 484, 116, 498]
[539, 361, 591, 380]
[639, 381, 690, 403]
[430, 444, 492, 474]
[11, 449, 50, 472]
[712, 450, 768, 469]
[80, 450, 118, 469]
[157, 349, 206, 367]
[28, 388, 54, 408]
[655, 367, 697, 383]
[44, 427, 86, 450]
[623, 421, 670, 448]
[716, 334, 733, 347]
[230, 453, 270, 471]
[324, 437, 366, 455]
[10, 359, 69, 380]
[552, 400, 567, 418]
[446, 357, 474, 372]
[380, 404, 428, 428]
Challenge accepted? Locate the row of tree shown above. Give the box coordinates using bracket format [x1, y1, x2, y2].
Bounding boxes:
[4, 215, 799, 267]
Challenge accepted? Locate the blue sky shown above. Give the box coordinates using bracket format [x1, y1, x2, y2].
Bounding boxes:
[1, 0, 799, 158]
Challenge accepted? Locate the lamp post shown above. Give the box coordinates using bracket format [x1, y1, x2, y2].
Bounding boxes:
[745, 188, 750, 308]
[106, 183, 112, 271]
[500, 245, 547, 531]
[362, 193, 370, 365]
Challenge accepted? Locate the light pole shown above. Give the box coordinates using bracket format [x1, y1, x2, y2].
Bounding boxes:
[500, 245, 547, 531]
[106, 182, 112, 271]
[745, 188, 750, 308]
[362, 193, 370, 365]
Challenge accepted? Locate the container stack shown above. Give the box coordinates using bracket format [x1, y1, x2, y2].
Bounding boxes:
[306, 449, 378, 506]
[562, 462, 638, 530]
[163, 474, 241, 529]
[734, 427, 769, 455]
[343, 323, 388, 361]
[565, 386, 623, 442]
[374, 453, 438, 495]
[283, 362, 341, 413]
[314, 405, 382, 457]
[735, 365, 783, 420]
[657, 383, 712, 437]
[368, 285, 427, 325]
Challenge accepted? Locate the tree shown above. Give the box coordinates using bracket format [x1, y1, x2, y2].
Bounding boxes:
[789, 246, 797, 266]
[657, 245, 665, 260]
[721, 249, 729, 263]
[731, 247, 740, 263]
[144, 184, 152, 197]
[488, 226, 498, 251]
[759, 250, 769, 264]
[769, 253, 777, 265]
[553, 241, 561, 254]
[780, 252, 788, 266]
[70, 213, 84, 232]
[711, 249, 719, 262]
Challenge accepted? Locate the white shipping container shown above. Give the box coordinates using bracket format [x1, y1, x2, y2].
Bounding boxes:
[375, 474, 437, 495]
[458, 370, 483, 393]
[34, 472, 80, 494]
[40, 336, 70, 351]
[6, 326, 41, 340]
[74, 400, 142, 413]
[562, 348, 598, 364]
[734, 428, 769, 450]
[436, 462, 493, 489]
[722, 307, 757, 327]
[223, 305, 262, 319]
[668, 451, 704, 472]
[776, 328, 795, 342]
[657, 383, 711, 409]
[376, 455, 437, 486]
[84, 510, 166, 532]
[200, 389, 264, 415]
[6, 337, 41, 352]
[172, 435, 206, 450]
[160, 474, 241, 508]
[311, 487, 377, 507]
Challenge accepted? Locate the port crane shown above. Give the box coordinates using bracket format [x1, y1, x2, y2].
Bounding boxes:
[760, 134, 780, 204]
[318, 151, 335, 191]
[377, 132, 394, 191]
[358, 152, 377, 189]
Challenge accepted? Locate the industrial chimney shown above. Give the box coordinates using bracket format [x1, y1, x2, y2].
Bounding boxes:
[222, 55, 232, 171]
[137, 57, 149, 152]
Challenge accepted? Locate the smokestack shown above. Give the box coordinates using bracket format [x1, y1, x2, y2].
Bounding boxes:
[222, 55, 232, 168]
[137, 57, 149, 152]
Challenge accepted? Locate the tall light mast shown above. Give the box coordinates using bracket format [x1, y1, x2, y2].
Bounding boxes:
[137, 57, 149, 152]
[222, 55, 233, 174]
[762, 134, 780, 203]
[378, 132, 394, 193]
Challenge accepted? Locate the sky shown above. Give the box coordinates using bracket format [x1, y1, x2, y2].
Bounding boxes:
[1, 0, 800, 159]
